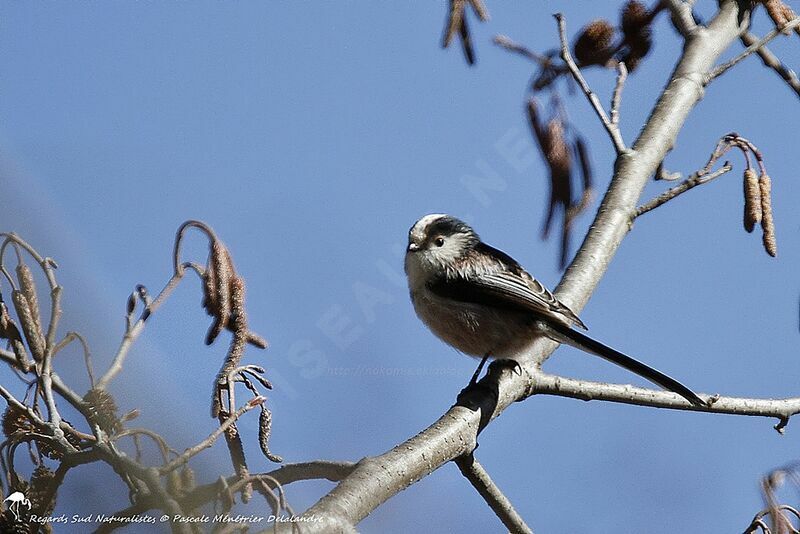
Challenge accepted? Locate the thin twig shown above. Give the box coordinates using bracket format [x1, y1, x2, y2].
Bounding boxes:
[610, 62, 628, 126]
[554, 14, 627, 154]
[455, 454, 534, 534]
[53, 331, 94, 387]
[740, 31, 800, 98]
[531, 372, 800, 429]
[707, 17, 800, 81]
[159, 396, 264, 475]
[113, 428, 176, 465]
[492, 34, 550, 64]
[179, 460, 355, 517]
[633, 163, 732, 218]
[95, 272, 184, 390]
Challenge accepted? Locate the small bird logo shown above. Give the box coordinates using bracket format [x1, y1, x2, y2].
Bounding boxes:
[3, 491, 31, 521]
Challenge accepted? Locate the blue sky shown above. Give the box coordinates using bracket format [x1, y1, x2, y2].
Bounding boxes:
[1, 2, 799, 532]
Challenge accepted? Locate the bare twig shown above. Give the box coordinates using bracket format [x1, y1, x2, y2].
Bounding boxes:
[745, 505, 800, 534]
[113, 428, 175, 465]
[740, 31, 800, 98]
[53, 331, 94, 387]
[633, 163, 732, 218]
[610, 62, 628, 126]
[95, 272, 185, 390]
[554, 14, 627, 154]
[179, 460, 355, 513]
[492, 35, 550, 64]
[159, 396, 264, 475]
[530, 372, 800, 429]
[707, 17, 800, 82]
[455, 454, 534, 534]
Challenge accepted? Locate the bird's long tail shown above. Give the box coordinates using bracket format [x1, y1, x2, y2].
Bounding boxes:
[540, 320, 705, 407]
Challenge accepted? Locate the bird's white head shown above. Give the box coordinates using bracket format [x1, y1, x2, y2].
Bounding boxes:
[404, 214, 480, 285]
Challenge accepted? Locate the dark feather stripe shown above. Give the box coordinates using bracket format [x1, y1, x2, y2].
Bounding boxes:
[427, 276, 541, 316]
[545, 320, 705, 406]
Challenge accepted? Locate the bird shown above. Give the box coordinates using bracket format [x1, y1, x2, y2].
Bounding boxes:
[404, 213, 704, 406]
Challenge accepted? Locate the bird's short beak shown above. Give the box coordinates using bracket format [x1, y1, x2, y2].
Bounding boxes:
[407, 242, 419, 252]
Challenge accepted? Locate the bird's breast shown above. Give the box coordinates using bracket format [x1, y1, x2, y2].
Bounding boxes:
[409, 286, 533, 358]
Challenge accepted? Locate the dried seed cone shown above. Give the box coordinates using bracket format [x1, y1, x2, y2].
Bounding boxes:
[621, 1, 649, 34]
[620, 0, 652, 71]
[743, 169, 762, 233]
[30, 464, 56, 517]
[573, 19, 615, 66]
[758, 173, 777, 257]
[12, 290, 45, 361]
[2, 406, 32, 437]
[83, 388, 121, 435]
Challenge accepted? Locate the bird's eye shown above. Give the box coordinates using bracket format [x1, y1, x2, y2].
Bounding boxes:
[434, 237, 445, 247]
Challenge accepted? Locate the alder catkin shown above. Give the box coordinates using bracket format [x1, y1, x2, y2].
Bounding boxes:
[743, 169, 762, 233]
[15, 263, 42, 337]
[758, 173, 777, 257]
[258, 404, 283, 463]
[12, 290, 45, 361]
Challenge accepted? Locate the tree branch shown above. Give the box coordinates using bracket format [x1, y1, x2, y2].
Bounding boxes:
[492, 34, 550, 65]
[707, 17, 800, 82]
[159, 396, 264, 475]
[554, 14, 627, 155]
[664, 0, 699, 37]
[530, 372, 800, 430]
[610, 62, 628, 127]
[95, 271, 186, 390]
[632, 162, 732, 218]
[455, 454, 534, 534]
[180, 460, 356, 511]
[740, 31, 800, 98]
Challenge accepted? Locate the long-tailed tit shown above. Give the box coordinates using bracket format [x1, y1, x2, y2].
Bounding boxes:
[404, 213, 704, 406]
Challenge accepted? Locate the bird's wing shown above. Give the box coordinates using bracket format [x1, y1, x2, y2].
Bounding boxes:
[427, 270, 587, 329]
